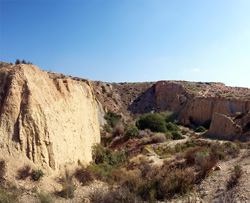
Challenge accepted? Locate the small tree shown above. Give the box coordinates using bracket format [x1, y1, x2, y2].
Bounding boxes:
[15, 59, 20, 65]
[21, 59, 26, 64]
[136, 113, 167, 133]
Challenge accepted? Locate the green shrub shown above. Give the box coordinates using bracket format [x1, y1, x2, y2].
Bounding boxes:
[125, 124, 139, 139]
[103, 123, 111, 133]
[194, 126, 207, 132]
[32, 169, 44, 181]
[165, 122, 180, 131]
[216, 150, 225, 160]
[91, 145, 127, 181]
[21, 59, 26, 64]
[231, 144, 240, 157]
[104, 110, 121, 128]
[172, 131, 183, 140]
[92, 144, 127, 167]
[136, 113, 167, 133]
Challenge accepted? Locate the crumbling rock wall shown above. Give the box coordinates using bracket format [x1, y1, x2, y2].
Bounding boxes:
[207, 113, 242, 139]
[154, 81, 250, 126]
[0, 64, 100, 169]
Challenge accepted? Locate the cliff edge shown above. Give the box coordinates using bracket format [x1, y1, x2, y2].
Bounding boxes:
[0, 63, 100, 169]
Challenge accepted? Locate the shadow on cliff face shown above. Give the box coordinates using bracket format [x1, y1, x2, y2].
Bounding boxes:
[127, 85, 156, 114]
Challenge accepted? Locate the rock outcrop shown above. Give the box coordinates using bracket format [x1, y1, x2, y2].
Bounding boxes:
[154, 81, 250, 126]
[207, 113, 241, 139]
[0, 64, 100, 169]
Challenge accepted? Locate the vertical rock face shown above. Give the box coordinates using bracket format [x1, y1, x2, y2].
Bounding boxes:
[0, 64, 100, 169]
[207, 113, 241, 139]
[155, 81, 187, 112]
[154, 81, 250, 126]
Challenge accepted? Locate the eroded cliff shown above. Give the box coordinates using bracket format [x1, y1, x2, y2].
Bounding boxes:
[0, 63, 100, 169]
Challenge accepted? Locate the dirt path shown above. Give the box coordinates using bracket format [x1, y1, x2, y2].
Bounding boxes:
[145, 134, 190, 166]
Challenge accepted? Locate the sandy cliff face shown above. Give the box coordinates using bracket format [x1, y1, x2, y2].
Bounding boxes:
[0, 64, 100, 169]
[154, 81, 250, 126]
[207, 113, 242, 139]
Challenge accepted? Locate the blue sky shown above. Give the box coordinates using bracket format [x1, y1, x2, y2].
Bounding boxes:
[0, 0, 250, 87]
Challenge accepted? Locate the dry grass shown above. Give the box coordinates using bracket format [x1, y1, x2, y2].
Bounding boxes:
[227, 165, 243, 190]
[74, 166, 95, 186]
[17, 165, 32, 180]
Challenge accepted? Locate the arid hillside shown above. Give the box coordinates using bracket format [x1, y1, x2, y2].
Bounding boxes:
[0, 61, 250, 203]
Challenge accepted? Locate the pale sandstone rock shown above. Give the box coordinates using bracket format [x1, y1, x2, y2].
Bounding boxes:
[0, 64, 100, 169]
[155, 81, 250, 126]
[208, 113, 241, 139]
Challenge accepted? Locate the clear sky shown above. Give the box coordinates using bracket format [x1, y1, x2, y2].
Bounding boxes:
[0, 0, 250, 87]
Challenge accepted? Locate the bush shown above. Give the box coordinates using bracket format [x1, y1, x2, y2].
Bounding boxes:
[91, 145, 128, 182]
[194, 126, 206, 132]
[195, 151, 217, 177]
[151, 133, 167, 143]
[231, 144, 240, 157]
[157, 168, 195, 199]
[137, 130, 150, 139]
[15, 59, 20, 65]
[92, 144, 127, 167]
[88, 187, 138, 203]
[103, 123, 111, 133]
[74, 166, 95, 186]
[125, 124, 139, 139]
[21, 59, 26, 64]
[184, 146, 205, 165]
[172, 131, 183, 140]
[0, 160, 6, 180]
[164, 111, 175, 123]
[165, 122, 180, 131]
[101, 85, 106, 93]
[17, 165, 31, 180]
[227, 165, 243, 190]
[136, 113, 167, 133]
[0, 187, 18, 203]
[37, 192, 54, 203]
[216, 150, 225, 160]
[165, 131, 172, 139]
[104, 110, 121, 128]
[56, 171, 75, 199]
[32, 169, 44, 181]
[112, 122, 124, 137]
